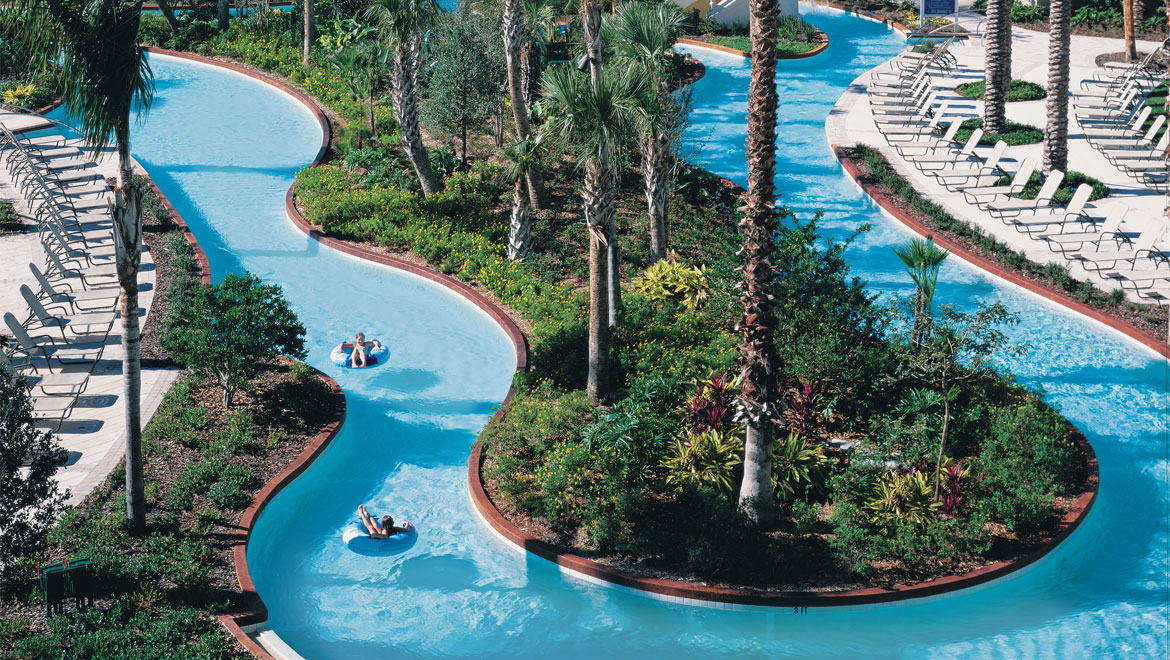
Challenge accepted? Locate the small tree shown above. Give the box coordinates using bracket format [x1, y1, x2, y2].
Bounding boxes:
[424, 5, 504, 167]
[503, 137, 542, 260]
[895, 302, 1023, 499]
[164, 273, 307, 408]
[892, 237, 949, 346]
[0, 361, 67, 590]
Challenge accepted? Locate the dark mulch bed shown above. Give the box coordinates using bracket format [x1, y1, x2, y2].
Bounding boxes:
[139, 197, 198, 366]
[1094, 50, 1169, 68]
[1019, 21, 1170, 42]
[843, 146, 1169, 340]
[0, 362, 344, 641]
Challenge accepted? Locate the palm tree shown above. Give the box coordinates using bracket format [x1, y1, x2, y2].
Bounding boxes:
[218, 0, 229, 32]
[2, 1, 154, 534]
[606, 0, 687, 263]
[983, 0, 1012, 134]
[736, 0, 782, 526]
[893, 237, 949, 346]
[304, 0, 316, 67]
[520, 0, 558, 110]
[503, 0, 548, 209]
[503, 137, 542, 261]
[543, 65, 646, 403]
[1124, 0, 1137, 62]
[1043, 0, 1071, 173]
[365, 0, 442, 195]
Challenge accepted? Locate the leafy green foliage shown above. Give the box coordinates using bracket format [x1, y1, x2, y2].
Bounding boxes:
[956, 117, 1043, 146]
[954, 79, 1046, 102]
[863, 469, 940, 533]
[0, 364, 67, 592]
[163, 272, 306, 407]
[995, 170, 1110, 204]
[975, 398, 1078, 533]
[633, 257, 711, 311]
[662, 429, 743, 494]
[771, 431, 831, 501]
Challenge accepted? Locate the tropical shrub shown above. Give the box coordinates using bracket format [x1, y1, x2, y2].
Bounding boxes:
[771, 431, 831, 501]
[956, 117, 1043, 146]
[975, 399, 1077, 533]
[633, 257, 711, 311]
[662, 429, 743, 494]
[863, 469, 940, 533]
[163, 272, 307, 407]
[955, 79, 1046, 102]
[0, 365, 67, 591]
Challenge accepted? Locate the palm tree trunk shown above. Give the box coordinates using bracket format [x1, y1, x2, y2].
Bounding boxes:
[113, 126, 145, 535]
[1124, 0, 1138, 62]
[644, 128, 671, 262]
[503, 0, 549, 209]
[582, 0, 620, 323]
[303, 0, 315, 67]
[584, 158, 613, 403]
[736, 0, 782, 527]
[392, 44, 442, 195]
[155, 0, 181, 34]
[1043, 0, 1070, 173]
[508, 178, 533, 260]
[984, 0, 1011, 135]
[521, 41, 542, 111]
[219, 0, 229, 31]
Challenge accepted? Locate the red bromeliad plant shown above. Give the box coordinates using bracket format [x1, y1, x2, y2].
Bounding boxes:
[685, 374, 738, 433]
[941, 461, 965, 514]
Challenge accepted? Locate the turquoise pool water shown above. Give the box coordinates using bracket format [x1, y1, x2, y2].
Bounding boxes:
[56, 4, 1169, 658]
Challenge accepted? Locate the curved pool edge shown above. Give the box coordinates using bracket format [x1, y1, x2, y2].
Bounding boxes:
[216, 360, 347, 660]
[828, 145, 1170, 360]
[677, 28, 829, 60]
[467, 412, 1098, 609]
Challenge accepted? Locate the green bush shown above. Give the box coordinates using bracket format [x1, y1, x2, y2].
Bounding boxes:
[633, 258, 711, 311]
[827, 501, 888, 576]
[974, 399, 1077, 533]
[207, 463, 257, 510]
[956, 117, 1043, 146]
[997, 170, 1110, 204]
[163, 272, 307, 408]
[954, 79, 1046, 102]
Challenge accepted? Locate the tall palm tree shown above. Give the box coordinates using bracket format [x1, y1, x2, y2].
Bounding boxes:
[1043, 0, 1071, 173]
[736, 0, 781, 526]
[580, 0, 622, 325]
[543, 65, 645, 403]
[2, 0, 154, 533]
[304, 0, 316, 67]
[892, 237, 949, 345]
[503, 137, 542, 261]
[606, 0, 686, 263]
[218, 0, 229, 32]
[1124, 0, 1137, 62]
[365, 0, 442, 195]
[983, 0, 1012, 134]
[503, 0, 549, 209]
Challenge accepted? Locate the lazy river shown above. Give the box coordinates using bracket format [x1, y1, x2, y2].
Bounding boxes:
[77, 4, 1169, 658]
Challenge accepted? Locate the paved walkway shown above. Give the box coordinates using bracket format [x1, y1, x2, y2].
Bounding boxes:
[828, 5, 1169, 304]
[0, 140, 179, 506]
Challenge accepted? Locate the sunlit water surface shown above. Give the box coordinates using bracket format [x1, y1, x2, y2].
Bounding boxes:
[57, 5, 1169, 658]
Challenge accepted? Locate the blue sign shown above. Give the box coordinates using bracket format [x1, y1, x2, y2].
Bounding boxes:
[922, 0, 957, 18]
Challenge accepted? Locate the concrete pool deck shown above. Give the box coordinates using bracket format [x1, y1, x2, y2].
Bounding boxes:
[0, 141, 179, 505]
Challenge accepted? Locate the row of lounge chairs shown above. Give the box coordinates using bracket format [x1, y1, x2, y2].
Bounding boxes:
[1074, 39, 1170, 193]
[0, 108, 124, 430]
[868, 42, 1170, 301]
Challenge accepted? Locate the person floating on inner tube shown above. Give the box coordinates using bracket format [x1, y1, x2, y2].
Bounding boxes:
[357, 504, 411, 540]
[348, 332, 382, 368]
